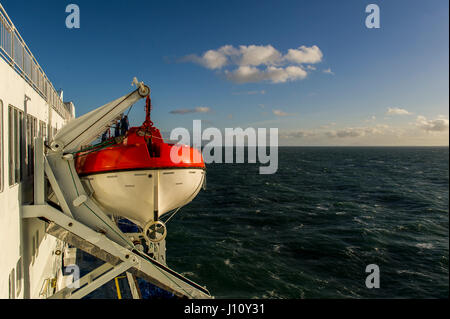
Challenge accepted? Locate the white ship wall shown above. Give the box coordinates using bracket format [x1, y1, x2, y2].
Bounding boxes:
[0, 57, 69, 298]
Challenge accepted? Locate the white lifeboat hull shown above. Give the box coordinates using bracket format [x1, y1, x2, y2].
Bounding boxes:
[81, 168, 205, 227]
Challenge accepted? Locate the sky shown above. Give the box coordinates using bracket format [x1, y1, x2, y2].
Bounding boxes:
[2, 0, 449, 146]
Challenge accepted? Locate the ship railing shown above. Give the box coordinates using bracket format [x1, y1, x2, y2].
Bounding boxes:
[0, 3, 73, 121]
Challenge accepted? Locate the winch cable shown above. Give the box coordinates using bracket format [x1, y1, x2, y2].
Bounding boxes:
[161, 207, 182, 224]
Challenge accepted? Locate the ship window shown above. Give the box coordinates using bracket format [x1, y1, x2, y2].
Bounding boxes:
[17, 110, 24, 183]
[31, 234, 36, 264]
[16, 257, 22, 297]
[39, 120, 46, 141]
[26, 115, 32, 176]
[33, 117, 37, 139]
[9, 268, 15, 299]
[0, 99, 3, 192]
[35, 230, 40, 257]
[8, 105, 24, 186]
[26, 115, 38, 177]
[14, 109, 20, 183]
[8, 105, 15, 185]
[44, 123, 47, 141]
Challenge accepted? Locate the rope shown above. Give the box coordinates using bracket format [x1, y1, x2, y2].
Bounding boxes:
[161, 207, 181, 224]
[126, 105, 133, 117]
[72, 142, 122, 158]
[70, 139, 115, 155]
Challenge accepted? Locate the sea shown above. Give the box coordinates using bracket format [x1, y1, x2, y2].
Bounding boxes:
[163, 147, 449, 299]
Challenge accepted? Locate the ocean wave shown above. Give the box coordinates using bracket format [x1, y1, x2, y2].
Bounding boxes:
[416, 243, 434, 249]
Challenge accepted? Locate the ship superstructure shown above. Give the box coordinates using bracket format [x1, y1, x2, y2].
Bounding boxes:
[0, 3, 74, 298]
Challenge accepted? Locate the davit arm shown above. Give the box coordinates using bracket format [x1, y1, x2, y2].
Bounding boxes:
[50, 80, 150, 153]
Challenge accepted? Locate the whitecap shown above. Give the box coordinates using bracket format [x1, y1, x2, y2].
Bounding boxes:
[269, 273, 280, 280]
[416, 243, 434, 249]
[396, 269, 432, 278]
[181, 271, 196, 278]
[224, 259, 234, 268]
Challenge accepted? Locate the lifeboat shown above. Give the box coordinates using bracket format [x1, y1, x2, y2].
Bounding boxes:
[75, 94, 205, 236]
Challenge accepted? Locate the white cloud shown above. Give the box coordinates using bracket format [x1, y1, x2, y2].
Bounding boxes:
[281, 130, 317, 138]
[182, 45, 240, 69]
[169, 106, 211, 114]
[326, 128, 363, 138]
[225, 65, 262, 83]
[182, 44, 323, 84]
[272, 109, 291, 116]
[232, 90, 265, 95]
[182, 52, 226, 70]
[284, 45, 323, 64]
[239, 45, 282, 66]
[365, 115, 377, 122]
[387, 107, 412, 115]
[416, 115, 449, 132]
[201, 50, 228, 69]
[226, 65, 307, 83]
[195, 106, 211, 113]
[278, 121, 447, 146]
[326, 125, 389, 138]
[319, 122, 336, 129]
[280, 124, 391, 141]
[323, 68, 334, 75]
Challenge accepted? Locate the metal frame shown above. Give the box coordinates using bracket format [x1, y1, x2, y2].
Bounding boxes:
[21, 202, 212, 299]
[126, 272, 141, 299]
[51, 261, 135, 299]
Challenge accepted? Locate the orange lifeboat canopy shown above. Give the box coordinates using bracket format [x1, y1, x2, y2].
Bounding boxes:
[75, 126, 205, 176]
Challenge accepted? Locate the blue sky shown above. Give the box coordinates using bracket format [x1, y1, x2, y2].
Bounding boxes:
[2, 0, 449, 145]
